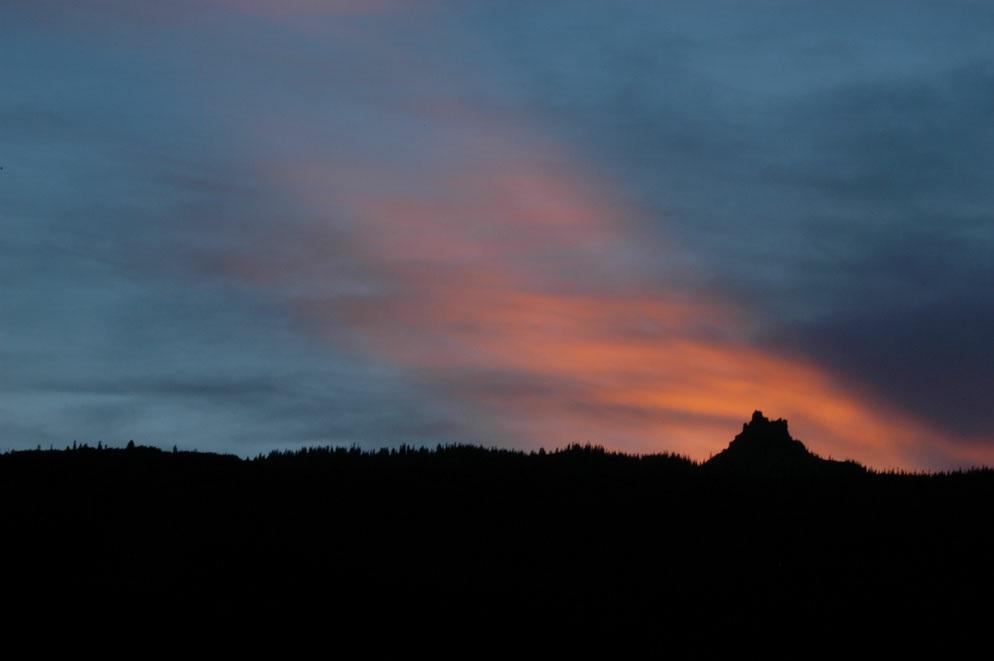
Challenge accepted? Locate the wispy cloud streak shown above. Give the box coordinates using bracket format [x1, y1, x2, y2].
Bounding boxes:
[6, 1, 991, 468]
[225, 96, 978, 468]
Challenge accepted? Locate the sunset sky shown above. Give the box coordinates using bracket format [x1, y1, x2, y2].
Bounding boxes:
[2, 1, 992, 469]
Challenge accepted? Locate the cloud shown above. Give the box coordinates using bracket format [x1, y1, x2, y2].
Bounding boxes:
[459, 1, 994, 447]
[4, 1, 992, 468]
[208, 84, 987, 468]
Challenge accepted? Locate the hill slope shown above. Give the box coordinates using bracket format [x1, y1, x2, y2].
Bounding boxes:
[0, 415, 990, 643]
[705, 410, 866, 476]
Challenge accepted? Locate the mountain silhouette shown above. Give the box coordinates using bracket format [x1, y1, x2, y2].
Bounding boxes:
[704, 410, 866, 476]
[2, 415, 993, 642]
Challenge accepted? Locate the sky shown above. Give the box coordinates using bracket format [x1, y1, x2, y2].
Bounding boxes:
[2, 1, 992, 469]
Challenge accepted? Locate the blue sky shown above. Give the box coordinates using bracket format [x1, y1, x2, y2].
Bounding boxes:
[2, 1, 992, 468]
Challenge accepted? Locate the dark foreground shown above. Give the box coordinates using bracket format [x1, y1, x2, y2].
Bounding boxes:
[2, 441, 992, 643]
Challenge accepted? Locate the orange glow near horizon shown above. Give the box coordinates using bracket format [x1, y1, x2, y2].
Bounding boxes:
[212, 58, 992, 470]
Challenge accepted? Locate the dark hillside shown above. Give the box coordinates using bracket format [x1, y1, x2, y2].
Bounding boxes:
[1, 423, 992, 644]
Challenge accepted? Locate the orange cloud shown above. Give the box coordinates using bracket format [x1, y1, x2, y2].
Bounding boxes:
[167, 0, 990, 471]
[28, 0, 985, 469]
[218, 129, 994, 471]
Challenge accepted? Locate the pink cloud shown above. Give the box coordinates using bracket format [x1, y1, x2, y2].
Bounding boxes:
[215, 116, 994, 470]
[179, 9, 991, 470]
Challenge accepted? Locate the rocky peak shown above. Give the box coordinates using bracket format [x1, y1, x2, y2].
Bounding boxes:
[705, 411, 865, 476]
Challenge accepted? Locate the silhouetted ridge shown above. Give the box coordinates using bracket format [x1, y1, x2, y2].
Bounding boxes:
[704, 410, 866, 476]
[4, 419, 994, 642]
